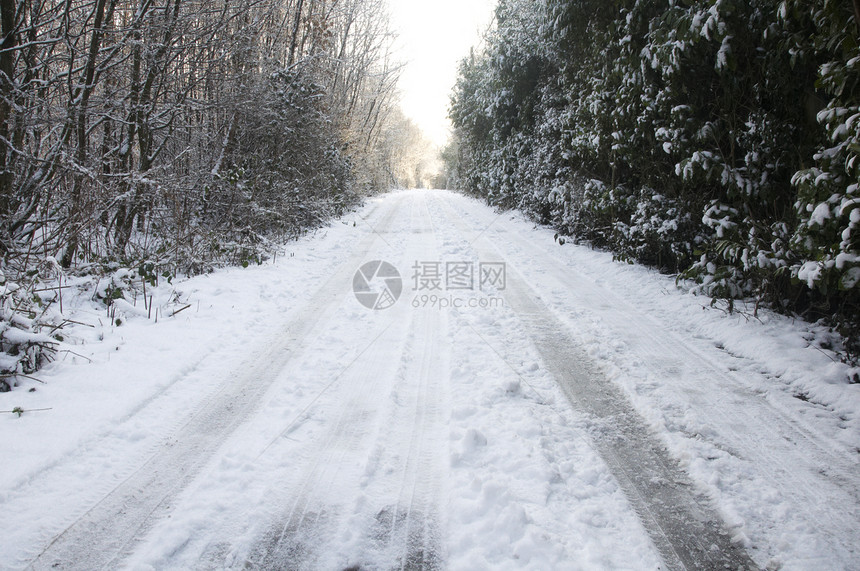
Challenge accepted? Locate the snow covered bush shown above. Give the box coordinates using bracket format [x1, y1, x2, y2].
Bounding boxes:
[450, 0, 860, 359]
[783, 0, 860, 350]
[614, 191, 698, 271]
[0, 264, 64, 391]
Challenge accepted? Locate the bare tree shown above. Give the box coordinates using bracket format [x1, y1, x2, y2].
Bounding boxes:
[0, 0, 409, 275]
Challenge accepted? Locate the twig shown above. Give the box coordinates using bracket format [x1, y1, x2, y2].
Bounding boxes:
[170, 304, 192, 317]
[60, 318, 95, 328]
[1, 407, 53, 415]
[59, 349, 93, 363]
[32, 285, 75, 293]
[808, 341, 840, 364]
[0, 373, 47, 384]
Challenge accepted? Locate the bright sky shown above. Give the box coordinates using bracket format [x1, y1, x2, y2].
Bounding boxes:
[386, 0, 497, 148]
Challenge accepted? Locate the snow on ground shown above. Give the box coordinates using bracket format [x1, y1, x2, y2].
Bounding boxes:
[0, 189, 858, 570]
[440, 190, 860, 569]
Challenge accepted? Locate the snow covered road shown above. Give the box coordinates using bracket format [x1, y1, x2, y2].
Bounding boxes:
[2, 189, 859, 570]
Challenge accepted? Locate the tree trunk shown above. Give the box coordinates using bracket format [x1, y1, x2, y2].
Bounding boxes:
[287, 0, 306, 67]
[62, 0, 112, 267]
[0, 0, 18, 236]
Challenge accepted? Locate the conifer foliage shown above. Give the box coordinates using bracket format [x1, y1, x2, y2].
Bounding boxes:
[450, 0, 860, 356]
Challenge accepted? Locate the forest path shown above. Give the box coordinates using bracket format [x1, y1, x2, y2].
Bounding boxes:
[4, 190, 858, 570]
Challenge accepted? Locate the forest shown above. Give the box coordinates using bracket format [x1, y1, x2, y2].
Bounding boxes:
[448, 0, 860, 359]
[0, 0, 431, 386]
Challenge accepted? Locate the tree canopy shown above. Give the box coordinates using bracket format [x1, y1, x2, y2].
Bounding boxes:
[450, 0, 860, 356]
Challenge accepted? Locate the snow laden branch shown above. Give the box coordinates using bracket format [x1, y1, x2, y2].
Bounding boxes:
[0, 0, 409, 388]
[449, 0, 860, 360]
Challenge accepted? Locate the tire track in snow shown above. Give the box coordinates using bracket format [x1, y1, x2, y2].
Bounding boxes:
[245, 192, 448, 570]
[27, 197, 406, 571]
[364, 197, 449, 569]
[351, 309, 447, 571]
[431, 192, 757, 571]
[246, 338, 402, 569]
[391, 328, 446, 571]
[443, 191, 860, 567]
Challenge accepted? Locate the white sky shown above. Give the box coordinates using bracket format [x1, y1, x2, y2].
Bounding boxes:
[386, 0, 497, 148]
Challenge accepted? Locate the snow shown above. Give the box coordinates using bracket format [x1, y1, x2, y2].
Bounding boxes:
[810, 202, 831, 226]
[797, 260, 824, 288]
[444, 191, 860, 569]
[1, 189, 859, 570]
[716, 35, 732, 70]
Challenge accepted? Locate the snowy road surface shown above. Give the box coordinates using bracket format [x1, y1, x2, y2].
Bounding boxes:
[2, 189, 859, 570]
